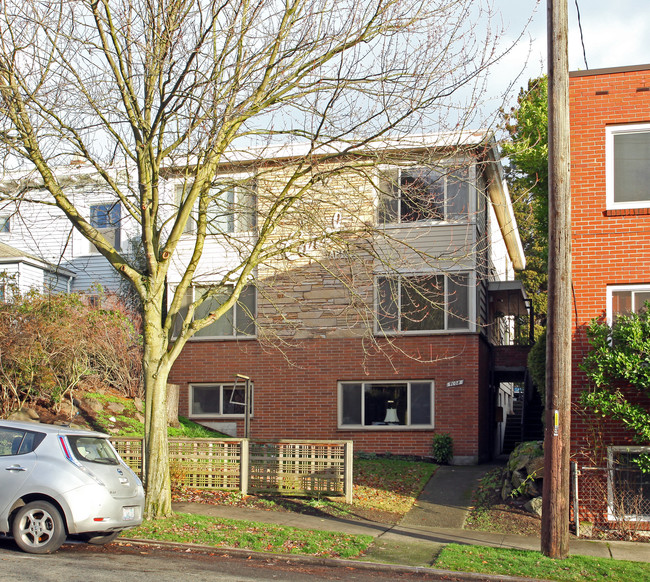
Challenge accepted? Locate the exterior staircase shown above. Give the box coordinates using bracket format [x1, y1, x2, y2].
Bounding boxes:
[501, 389, 544, 455]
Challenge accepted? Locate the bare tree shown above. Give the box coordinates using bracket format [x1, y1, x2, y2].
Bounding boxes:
[0, 0, 507, 517]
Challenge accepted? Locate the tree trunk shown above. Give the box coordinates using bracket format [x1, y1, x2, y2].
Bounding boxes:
[166, 384, 181, 428]
[142, 303, 173, 519]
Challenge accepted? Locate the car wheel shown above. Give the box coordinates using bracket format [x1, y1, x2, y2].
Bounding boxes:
[79, 530, 121, 545]
[12, 501, 67, 554]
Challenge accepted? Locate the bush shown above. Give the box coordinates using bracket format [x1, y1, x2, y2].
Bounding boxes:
[0, 289, 142, 416]
[432, 433, 453, 464]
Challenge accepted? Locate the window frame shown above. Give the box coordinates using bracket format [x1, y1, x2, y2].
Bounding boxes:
[188, 382, 254, 419]
[0, 215, 10, 234]
[607, 446, 650, 522]
[374, 271, 475, 335]
[172, 284, 257, 340]
[606, 123, 650, 210]
[337, 380, 435, 430]
[176, 175, 257, 236]
[88, 202, 121, 253]
[606, 284, 650, 325]
[377, 163, 475, 225]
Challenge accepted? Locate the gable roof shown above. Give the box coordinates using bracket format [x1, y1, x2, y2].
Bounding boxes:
[0, 241, 75, 277]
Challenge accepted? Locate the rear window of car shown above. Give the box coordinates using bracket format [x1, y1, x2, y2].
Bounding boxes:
[0, 428, 45, 456]
[68, 436, 120, 465]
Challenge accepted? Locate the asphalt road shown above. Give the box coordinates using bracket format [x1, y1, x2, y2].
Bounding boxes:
[0, 537, 493, 582]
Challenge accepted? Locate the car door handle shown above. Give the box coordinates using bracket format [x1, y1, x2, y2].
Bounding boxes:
[5, 465, 27, 471]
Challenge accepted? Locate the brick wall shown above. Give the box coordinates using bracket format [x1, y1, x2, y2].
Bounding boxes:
[570, 67, 650, 462]
[169, 333, 490, 460]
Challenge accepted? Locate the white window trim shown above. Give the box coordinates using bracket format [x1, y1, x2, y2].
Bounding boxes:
[175, 173, 257, 236]
[172, 284, 257, 341]
[606, 123, 650, 210]
[607, 446, 650, 522]
[605, 283, 650, 325]
[337, 380, 435, 430]
[373, 271, 476, 335]
[88, 202, 121, 254]
[188, 382, 253, 419]
[376, 162, 476, 226]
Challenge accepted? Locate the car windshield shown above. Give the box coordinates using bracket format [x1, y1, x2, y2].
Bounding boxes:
[68, 436, 120, 465]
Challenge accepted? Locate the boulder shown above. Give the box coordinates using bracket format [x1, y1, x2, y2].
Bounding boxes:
[107, 401, 125, 414]
[524, 496, 543, 517]
[7, 408, 40, 422]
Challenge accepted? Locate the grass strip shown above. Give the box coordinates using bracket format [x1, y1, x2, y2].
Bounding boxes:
[434, 544, 650, 581]
[127, 513, 373, 558]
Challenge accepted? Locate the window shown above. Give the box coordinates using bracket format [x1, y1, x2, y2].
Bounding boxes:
[607, 284, 650, 323]
[339, 381, 434, 428]
[376, 273, 471, 333]
[177, 179, 256, 235]
[189, 383, 252, 417]
[174, 284, 256, 339]
[0, 428, 45, 456]
[89, 203, 121, 252]
[378, 165, 471, 224]
[606, 124, 650, 209]
[0, 215, 10, 233]
[608, 447, 650, 521]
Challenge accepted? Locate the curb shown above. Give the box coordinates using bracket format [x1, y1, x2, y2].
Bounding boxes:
[117, 537, 553, 582]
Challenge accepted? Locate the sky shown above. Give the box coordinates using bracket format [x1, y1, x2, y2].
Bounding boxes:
[487, 0, 650, 109]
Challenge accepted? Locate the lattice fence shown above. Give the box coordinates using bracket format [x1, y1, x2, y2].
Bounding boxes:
[111, 437, 352, 501]
[248, 440, 348, 496]
[572, 465, 650, 539]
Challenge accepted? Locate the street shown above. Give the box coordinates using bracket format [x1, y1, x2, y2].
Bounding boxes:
[0, 537, 490, 582]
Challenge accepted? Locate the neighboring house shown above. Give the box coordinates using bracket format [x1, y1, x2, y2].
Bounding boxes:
[0, 241, 74, 300]
[0, 132, 529, 463]
[0, 169, 124, 298]
[570, 64, 650, 525]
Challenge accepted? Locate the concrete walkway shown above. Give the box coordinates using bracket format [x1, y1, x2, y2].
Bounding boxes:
[170, 464, 650, 567]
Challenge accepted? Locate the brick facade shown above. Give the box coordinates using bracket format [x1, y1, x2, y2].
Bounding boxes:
[570, 65, 650, 463]
[169, 333, 492, 462]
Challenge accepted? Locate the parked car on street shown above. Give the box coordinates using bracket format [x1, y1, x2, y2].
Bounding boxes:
[0, 420, 144, 553]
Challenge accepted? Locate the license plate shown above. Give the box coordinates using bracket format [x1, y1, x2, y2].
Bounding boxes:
[122, 506, 136, 521]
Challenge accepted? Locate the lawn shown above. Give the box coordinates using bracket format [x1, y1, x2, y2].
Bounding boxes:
[434, 544, 650, 582]
[172, 455, 438, 524]
[127, 513, 373, 558]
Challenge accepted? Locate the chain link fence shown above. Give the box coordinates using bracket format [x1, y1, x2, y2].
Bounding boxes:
[572, 464, 650, 539]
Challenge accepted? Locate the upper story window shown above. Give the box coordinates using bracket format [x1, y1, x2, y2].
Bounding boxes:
[89, 203, 121, 252]
[378, 165, 471, 224]
[174, 284, 256, 339]
[376, 273, 471, 333]
[0, 215, 10, 233]
[177, 179, 256, 235]
[606, 124, 650, 209]
[607, 284, 650, 323]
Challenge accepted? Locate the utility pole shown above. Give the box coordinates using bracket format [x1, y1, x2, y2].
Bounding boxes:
[542, 0, 571, 559]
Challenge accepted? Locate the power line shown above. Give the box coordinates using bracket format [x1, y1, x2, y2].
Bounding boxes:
[575, 0, 588, 69]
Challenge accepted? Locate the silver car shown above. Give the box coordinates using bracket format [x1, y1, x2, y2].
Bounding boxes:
[0, 420, 144, 553]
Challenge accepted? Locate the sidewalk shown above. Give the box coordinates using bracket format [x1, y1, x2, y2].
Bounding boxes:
[172, 465, 650, 567]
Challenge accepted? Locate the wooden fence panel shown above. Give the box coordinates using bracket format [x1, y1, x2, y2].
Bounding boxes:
[110, 437, 352, 501]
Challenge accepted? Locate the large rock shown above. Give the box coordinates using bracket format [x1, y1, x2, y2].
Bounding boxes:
[7, 408, 40, 422]
[524, 496, 543, 517]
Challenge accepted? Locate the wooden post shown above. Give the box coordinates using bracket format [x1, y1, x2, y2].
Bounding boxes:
[542, 0, 572, 559]
[344, 441, 354, 504]
[240, 438, 249, 497]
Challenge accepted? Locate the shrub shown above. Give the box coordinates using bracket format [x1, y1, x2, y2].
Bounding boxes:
[432, 433, 453, 464]
[0, 289, 142, 416]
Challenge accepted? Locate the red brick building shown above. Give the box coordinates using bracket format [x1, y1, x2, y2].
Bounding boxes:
[168, 133, 529, 464]
[570, 64, 650, 523]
